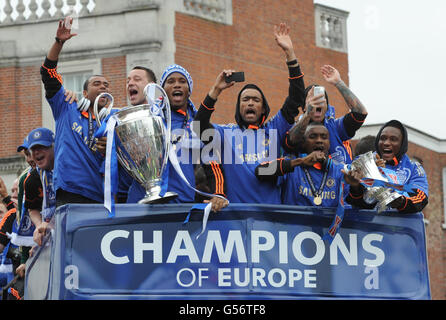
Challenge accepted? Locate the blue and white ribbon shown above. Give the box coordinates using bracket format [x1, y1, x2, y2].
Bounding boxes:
[323, 181, 345, 243]
[0, 242, 13, 274]
[101, 115, 119, 218]
[168, 144, 228, 239]
[183, 203, 212, 240]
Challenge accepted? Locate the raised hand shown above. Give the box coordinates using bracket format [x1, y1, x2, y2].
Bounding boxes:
[321, 65, 341, 85]
[322, 64, 367, 115]
[274, 22, 297, 62]
[304, 86, 327, 114]
[274, 23, 292, 52]
[208, 70, 236, 100]
[56, 17, 78, 43]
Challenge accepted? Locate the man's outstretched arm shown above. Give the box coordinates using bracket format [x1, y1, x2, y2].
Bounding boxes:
[41, 17, 77, 99]
[321, 65, 367, 137]
[274, 22, 305, 123]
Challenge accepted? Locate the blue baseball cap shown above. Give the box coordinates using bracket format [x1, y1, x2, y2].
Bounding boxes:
[17, 136, 29, 152]
[27, 128, 55, 150]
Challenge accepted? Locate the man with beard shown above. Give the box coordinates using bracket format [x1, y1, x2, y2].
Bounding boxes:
[192, 23, 305, 204]
[255, 123, 362, 206]
[41, 18, 111, 206]
[285, 65, 368, 165]
[347, 120, 428, 213]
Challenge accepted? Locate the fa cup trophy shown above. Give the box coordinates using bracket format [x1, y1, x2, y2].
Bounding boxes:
[349, 151, 401, 212]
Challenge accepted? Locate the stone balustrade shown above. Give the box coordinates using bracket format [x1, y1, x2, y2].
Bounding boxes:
[0, 0, 233, 26]
[0, 0, 95, 25]
[181, 0, 232, 25]
[314, 3, 349, 53]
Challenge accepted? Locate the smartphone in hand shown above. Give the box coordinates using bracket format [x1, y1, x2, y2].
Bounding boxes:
[313, 86, 325, 97]
[225, 72, 245, 83]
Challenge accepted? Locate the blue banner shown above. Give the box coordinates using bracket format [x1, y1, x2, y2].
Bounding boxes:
[24, 204, 430, 300]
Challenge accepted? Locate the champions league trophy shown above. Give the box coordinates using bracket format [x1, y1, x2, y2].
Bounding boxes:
[349, 151, 401, 213]
[94, 84, 177, 204]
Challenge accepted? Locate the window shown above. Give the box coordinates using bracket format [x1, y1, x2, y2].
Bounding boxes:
[41, 58, 101, 131]
[63, 71, 92, 99]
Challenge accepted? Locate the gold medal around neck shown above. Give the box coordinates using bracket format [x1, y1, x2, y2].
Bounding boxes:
[314, 196, 322, 206]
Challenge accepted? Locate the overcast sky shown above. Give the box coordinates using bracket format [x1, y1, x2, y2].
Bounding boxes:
[315, 0, 445, 139]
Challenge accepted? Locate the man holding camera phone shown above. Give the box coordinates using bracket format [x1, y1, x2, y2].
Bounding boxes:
[284, 65, 368, 165]
[192, 23, 305, 204]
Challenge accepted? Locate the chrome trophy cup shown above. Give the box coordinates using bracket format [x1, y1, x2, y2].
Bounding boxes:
[350, 151, 400, 212]
[97, 84, 177, 204]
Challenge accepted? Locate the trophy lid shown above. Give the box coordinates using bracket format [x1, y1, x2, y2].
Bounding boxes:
[113, 104, 153, 123]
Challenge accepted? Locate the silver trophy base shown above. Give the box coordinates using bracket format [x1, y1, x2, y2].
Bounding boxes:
[376, 190, 401, 213]
[366, 187, 401, 213]
[137, 185, 178, 204]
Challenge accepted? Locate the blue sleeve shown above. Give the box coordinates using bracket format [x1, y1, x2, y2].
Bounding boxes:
[266, 112, 293, 149]
[408, 162, 429, 196]
[47, 86, 78, 121]
[333, 116, 351, 141]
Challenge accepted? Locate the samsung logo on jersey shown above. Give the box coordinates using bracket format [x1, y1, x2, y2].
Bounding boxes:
[100, 229, 384, 267]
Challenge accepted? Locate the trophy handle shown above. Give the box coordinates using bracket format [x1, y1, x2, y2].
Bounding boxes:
[144, 84, 172, 169]
[93, 92, 114, 127]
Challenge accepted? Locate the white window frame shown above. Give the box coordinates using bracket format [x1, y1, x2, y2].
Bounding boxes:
[41, 58, 102, 131]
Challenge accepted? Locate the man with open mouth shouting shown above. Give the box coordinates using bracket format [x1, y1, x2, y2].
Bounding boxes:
[347, 120, 429, 213]
[285, 64, 368, 165]
[192, 23, 305, 204]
